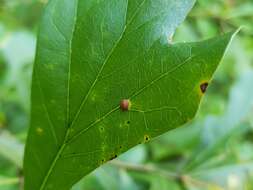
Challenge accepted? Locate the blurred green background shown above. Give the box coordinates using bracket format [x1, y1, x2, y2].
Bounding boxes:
[0, 0, 253, 189]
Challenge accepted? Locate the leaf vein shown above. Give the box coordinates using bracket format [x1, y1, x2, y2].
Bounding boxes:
[67, 54, 193, 144]
[68, 0, 147, 131]
[35, 72, 59, 146]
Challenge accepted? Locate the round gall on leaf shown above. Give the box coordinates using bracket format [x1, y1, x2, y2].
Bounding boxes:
[120, 99, 130, 111]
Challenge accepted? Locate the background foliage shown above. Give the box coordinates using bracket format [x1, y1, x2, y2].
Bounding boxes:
[0, 0, 253, 189]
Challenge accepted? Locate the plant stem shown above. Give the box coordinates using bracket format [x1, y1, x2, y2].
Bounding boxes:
[110, 160, 180, 180]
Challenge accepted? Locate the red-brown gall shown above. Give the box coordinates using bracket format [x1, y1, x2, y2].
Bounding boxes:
[120, 99, 130, 111]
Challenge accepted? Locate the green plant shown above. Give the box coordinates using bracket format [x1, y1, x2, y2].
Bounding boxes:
[22, 0, 236, 189]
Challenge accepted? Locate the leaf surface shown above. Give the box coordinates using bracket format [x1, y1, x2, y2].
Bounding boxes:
[24, 0, 234, 189]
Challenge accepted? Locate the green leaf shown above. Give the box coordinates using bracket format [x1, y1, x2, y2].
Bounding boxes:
[24, 0, 235, 189]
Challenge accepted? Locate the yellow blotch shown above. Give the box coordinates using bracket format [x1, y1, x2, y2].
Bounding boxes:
[91, 91, 99, 102]
[36, 127, 43, 135]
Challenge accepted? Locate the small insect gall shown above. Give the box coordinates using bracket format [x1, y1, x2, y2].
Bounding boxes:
[120, 99, 130, 111]
[200, 82, 209, 93]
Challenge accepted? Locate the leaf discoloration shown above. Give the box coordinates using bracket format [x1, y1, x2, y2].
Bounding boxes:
[200, 82, 209, 93]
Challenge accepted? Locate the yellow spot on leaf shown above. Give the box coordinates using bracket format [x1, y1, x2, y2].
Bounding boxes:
[36, 127, 43, 135]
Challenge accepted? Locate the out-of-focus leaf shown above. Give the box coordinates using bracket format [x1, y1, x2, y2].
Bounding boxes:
[0, 130, 24, 168]
[0, 175, 19, 189]
[118, 169, 140, 190]
[0, 0, 45, 29]
[1, 31, 35, 70]
[0, 31, 35, 135]
[182, 175, 223, 190]
[0, 52, 6, 83]
[1, 31, 35, 112]
[93, 167, 125, 190]
[150, 124, 201, 161]
[72, 173, 103, 190]
[196, 19, 218, 39]
[0, 23, 6, 42]
[190, 163, 253, 190]
[73, 165, 139, 190]
[174, 22, 198, 42]
[119, 145, 147, 164]
[0, 112, 7, 129]
[186, 70, 253, 170]
[150, 175, 182, 190]
[227, 2, 253, 19]
[224, 71, 253, 126]
[202, 70, 253, 146]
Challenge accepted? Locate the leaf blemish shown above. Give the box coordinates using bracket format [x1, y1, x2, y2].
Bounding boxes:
[99, 126, 104, 132]
[200, 82, 209, 93]
[36, 127, 43, 135]
[120, 99, 130, 111]
[144, 135, 150, 142]
[109, 154, 118, 161]
[100, 159, 105, 164]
